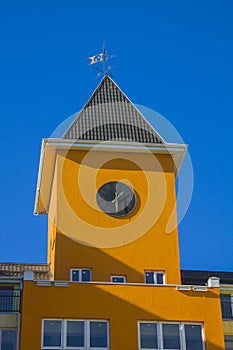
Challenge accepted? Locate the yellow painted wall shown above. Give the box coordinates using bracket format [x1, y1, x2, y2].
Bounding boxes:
[20, 281, 225, 350]
[49, 149, 181, 284]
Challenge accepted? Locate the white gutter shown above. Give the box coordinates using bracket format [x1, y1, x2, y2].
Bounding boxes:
[45, 138, 187, 152]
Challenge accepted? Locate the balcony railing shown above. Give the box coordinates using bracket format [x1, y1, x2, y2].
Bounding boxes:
[0, 290, 22, 312]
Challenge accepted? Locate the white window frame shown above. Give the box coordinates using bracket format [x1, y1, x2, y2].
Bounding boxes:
[138, 321, 205, 350]
[138, 321, 159, 350]
[0, 329, 19, 350]
[182, 322, 205, 350]
[41, 319, 63, 349]
[70, 269, 92, 282]
[42, 319, 109, 350]
[144, 271, 165, 285]
[111, 276, 126, 283]
[160, 322, 182, 350]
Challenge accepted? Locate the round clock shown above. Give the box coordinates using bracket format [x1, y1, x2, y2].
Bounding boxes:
[96, 181, 136, 217]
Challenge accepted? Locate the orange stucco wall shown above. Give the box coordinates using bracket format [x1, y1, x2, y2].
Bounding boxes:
[48, 149, 181, 284]
[20, 281, 225, 350]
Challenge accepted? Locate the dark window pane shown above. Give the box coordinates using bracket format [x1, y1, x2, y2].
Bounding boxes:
[185, 324, 203, 350]
[43, 320, 61, 346]
[112, 277, 125, 283]
[145, 272, 154, 284]
[2, 331, 17, 350]
[157, 273, 164, 285]
[220, 294, 233, 319]
[82, 269, 91, 282]
[162, 324, 180, 349]
[90, 321, 108, 347]
[225, 335, 233, 350]
[140, 323, 158, 349]
[72, 270, 80, 281]
[67, 321, 84, 347]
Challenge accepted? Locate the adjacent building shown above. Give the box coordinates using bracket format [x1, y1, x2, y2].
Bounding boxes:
[0, 263, 51, 349]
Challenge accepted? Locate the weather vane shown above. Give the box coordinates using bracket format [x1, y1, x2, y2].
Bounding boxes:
[88, 45, 115, 77]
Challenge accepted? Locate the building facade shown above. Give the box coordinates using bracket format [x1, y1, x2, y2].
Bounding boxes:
[0, 76, 227, 349]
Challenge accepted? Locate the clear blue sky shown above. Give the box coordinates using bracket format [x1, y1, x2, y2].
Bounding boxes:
[0, 0, 232, 271]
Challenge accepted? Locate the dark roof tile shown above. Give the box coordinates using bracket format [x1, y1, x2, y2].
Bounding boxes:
[63, 76, 164, 144]
[0, 263, 52, 280]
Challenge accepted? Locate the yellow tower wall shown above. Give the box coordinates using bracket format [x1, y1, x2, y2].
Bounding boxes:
[48, 149, 181, 284]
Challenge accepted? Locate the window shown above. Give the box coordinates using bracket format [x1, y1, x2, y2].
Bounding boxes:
[145, 272, 165, 285]
[70, 269, 92, 282]
[67, 321, 84, 347]
[225, 335, 233, 350]
[220, 294, 233, 319]
[42, 319, 109, 350]
[43, 320, 61, 347]
[139, 323, 158, 349]
[111, 276, 126, 283]
[162, 323, 180, 349]
[184, 324, 204, 350]
[138, 322, 204, 350]
[0, 330, 17, 350]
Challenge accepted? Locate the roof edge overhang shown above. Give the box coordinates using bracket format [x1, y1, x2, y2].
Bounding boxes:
[34, 138, 187, 215]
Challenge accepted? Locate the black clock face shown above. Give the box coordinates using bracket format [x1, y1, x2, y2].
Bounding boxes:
[97, 181, 136, 217]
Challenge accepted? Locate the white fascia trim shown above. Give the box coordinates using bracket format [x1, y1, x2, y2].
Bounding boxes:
[33, 139, 47, 215]
[45, 138, 187, 153]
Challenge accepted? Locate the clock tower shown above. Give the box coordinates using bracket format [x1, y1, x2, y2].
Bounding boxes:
[19, 75, 225, 350]
[34, 75, 186, 284]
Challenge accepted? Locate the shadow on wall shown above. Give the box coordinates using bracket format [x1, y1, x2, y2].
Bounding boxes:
[54, 232, 170, 283]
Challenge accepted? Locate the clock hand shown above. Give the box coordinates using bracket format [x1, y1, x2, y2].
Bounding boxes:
[112, 190, 124, 200]
[118, 191, 124, 198]
[111, 191, 125, 211]
[115, 191, 118, 212]
[111, 191, 118, 203]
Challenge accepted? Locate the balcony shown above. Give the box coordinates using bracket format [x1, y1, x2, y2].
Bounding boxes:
[0, 289, 22, 312]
